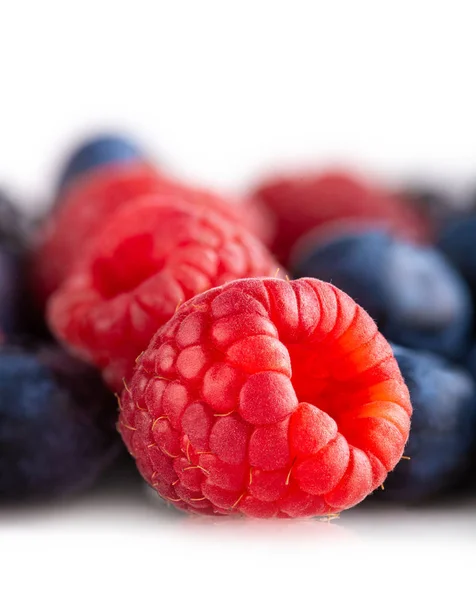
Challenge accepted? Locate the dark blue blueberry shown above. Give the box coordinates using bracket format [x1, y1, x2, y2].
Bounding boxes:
[437, 215, 476, 302]
[378, 345, 476, 503]
[466, 343, 476, 377]
[0, 189, 30, 252]
[0, 190, 31, 337]
[58, 134, 144, 190]
[0, 345, 120, 501]
[292, 229, 473, 360]
[0, 250, 23, 337]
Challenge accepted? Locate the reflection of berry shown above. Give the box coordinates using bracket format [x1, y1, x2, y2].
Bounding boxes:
[253, 170, 429, 263]
[293, 229, 473, 360]
[119, 277, 411, 518]
[35, 165, 271, 302]
[379, 345, 476, 502]
[48, 198, 281, 390]
[0, 344, 120, 501]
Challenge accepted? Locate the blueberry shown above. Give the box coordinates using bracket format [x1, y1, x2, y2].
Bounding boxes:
[0, 345, 120, 501]
[0, 189, 30, 252]
[437, 215, 476, 302]
[292, 229, 473, 359]
[0, 190, 32, 336]
[378, 345, 476, 502]
[466, 343, 476, 376]
[0, 251, 23, 336]
[58, 134, 144, 190]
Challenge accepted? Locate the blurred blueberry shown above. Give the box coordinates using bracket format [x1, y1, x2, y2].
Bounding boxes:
[58, 134, 144, 190]
[378, 345, 476, 503]
[466, 343, 476, 377]
[0, 190, 31, 337]
[292, 229, 473, 360]
[0, 345, 120, 501]
[0, 189, 30, 251]
[437, 215, 476, 301]
[0, 251, 22, 337]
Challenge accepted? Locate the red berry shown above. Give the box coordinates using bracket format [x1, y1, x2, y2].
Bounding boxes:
[34, 163, 163, 301]
[252, 170, 430, 263]
[48, 198, 281, 390]
[119, 277, 412, 518]
[34, 164, 271, 303]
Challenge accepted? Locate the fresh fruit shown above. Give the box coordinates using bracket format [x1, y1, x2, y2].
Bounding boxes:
[377, 345, 476, 502]
[48, 197, 282, 390]
[57, 131, 277, 244]
[34, 163, 173, 301]
[252, 169, 429, 263]
[57, 133, 145, 191]
[292, 228, 473, 360]
[35, 162, 270, 302]
[0, 344, 120, 501]
[119, 277, 411, 518]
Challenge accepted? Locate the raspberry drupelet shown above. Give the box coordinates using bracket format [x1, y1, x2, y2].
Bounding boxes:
[48, 198, 282, 390]
[119, 277, 412, 518]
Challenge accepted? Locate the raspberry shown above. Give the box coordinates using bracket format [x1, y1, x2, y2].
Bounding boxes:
[34, 164, 270, 302]
[34, 163, 161, 300]
[252, 170, 430, 263]
[48, 197, 281, 390]
[119, 277, 411, 518]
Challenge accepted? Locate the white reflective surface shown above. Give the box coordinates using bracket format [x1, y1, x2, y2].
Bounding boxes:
[2, 465, 475, 599]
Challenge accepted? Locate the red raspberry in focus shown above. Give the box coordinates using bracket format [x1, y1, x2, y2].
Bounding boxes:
[252, 170, 430, 263]
[34, 164, 272, 302]
[48, 198, 282, 390]
[119, 277, 412, 518]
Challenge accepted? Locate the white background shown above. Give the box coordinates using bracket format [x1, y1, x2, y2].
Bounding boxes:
[1, 2, 476, 598]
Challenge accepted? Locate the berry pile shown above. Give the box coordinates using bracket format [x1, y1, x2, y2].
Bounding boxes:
[1, 132, 476, 518]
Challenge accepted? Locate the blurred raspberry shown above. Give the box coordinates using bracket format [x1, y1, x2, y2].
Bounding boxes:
[48, 198, 281, 390]
[252, 169, 430, 263]
[35, 164, 272, 302]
